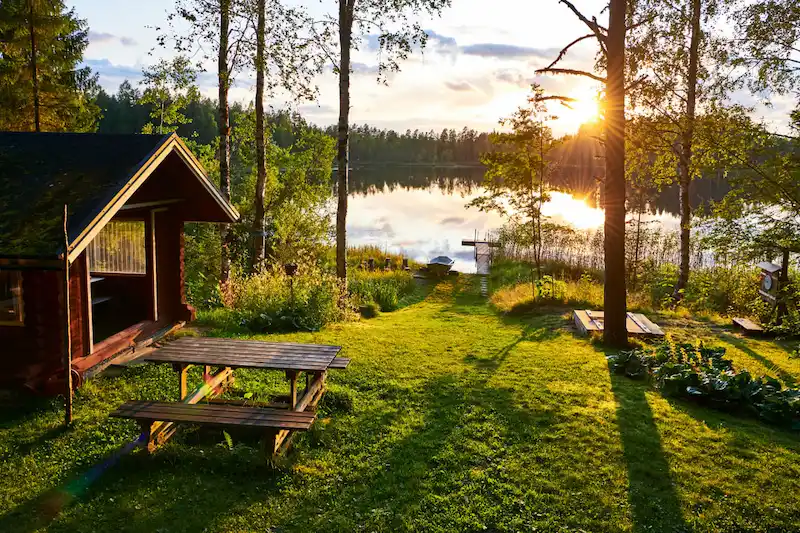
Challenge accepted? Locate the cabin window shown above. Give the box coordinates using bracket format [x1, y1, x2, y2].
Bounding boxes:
[0, 271, 24, 325]
[88, 221, 146, 275]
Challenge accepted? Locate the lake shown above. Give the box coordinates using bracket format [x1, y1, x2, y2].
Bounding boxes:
[343, 167, 728, 273]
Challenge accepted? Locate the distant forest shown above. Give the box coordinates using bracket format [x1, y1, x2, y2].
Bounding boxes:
[95, 81, 491, 166]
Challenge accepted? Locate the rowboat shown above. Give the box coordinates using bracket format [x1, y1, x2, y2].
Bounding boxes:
[427, 256, 455, 276]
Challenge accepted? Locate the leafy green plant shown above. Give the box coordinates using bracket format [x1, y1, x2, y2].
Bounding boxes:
[608, 342, 800, 429]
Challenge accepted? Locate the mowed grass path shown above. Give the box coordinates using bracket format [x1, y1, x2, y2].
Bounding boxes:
[2, 278, 800, 532]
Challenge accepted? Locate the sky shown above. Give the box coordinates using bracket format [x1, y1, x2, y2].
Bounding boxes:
[70, 0, 795, 136]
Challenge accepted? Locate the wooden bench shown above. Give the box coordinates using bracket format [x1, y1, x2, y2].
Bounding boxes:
[328, 357, 351, 370]
[111, 400, 316, 457]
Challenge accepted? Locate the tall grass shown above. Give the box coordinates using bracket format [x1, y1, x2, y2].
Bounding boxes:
[208, 266, 352, 333]
[349, 270, 417, 312]
[199, 263, 419, 333]
[490, 256, 773, 320]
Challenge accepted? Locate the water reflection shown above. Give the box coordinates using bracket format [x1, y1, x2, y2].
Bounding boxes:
[345, 167, 728, 273]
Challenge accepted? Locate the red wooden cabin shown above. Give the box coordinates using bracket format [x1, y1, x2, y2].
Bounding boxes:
[0, 132, 238, 394]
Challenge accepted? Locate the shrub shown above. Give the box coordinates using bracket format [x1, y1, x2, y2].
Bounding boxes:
[608, 342, 800, 429]
[348, 270, 415, 312]
[224, 266, 352, 332]
[359, 301, 381, 319]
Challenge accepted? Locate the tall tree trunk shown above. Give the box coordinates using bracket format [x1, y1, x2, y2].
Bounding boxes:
[219, 0, 232, 284]
[252, 0, 267, 269]
[672, 0, 701, 303]
[603, 0, 628, 348]
[29, 0, 40, 132]
[335, 0, 353, 282]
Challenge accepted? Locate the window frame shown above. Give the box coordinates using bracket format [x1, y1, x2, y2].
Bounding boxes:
[0, 270, 24, 327]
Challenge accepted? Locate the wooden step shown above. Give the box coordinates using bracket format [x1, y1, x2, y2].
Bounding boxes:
[111, 400, 315, 431]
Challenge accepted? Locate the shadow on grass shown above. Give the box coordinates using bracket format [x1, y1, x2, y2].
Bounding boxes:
[603, 355, 690, 533]
[719, 333, 798, 386]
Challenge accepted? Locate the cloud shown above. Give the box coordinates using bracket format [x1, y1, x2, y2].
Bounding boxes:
[425, 29, 458, 48]
[83, 58, 142, 80]
[461, 43, 559, 60]
[88, 31, 137, 47]
[445, 80, 474, 92]
[439, 216, 466, 225]
[352, 62, 379, 76]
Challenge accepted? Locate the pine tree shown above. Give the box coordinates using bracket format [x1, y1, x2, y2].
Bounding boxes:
[0, 0, 98, 132]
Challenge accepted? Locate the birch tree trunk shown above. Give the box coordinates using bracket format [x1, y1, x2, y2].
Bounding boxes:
[253, 0, 267, 268]
[672, 0, 701, 302]
[335, 0, 353, 282]
[603, 0, 628, 347]
[219, 0, 232, 284]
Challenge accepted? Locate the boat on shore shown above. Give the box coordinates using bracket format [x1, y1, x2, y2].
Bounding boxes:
[426, 256, 455, 276]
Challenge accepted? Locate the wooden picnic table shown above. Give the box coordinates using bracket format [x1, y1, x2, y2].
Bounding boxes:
[111, 336, 349, 457]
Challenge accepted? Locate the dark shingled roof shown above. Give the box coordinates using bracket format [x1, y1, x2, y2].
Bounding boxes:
[0, 132, 171, 259]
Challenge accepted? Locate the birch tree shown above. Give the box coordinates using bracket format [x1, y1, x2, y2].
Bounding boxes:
[310, 0, 451, 283]
[626, 0, 736, 303]
[161, 0, 253, 284]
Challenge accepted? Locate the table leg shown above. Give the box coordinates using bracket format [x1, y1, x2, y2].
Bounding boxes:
[288, 371, 298, 410]
[179, 364, 188, 400]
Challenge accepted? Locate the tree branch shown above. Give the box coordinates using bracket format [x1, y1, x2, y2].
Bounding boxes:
[535, 67, 606, 83]
[543, 34, 596, 71]
[558, 0, 608, 56]
[534, 95, 579, 109]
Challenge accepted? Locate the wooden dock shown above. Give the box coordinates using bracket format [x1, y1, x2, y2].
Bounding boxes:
[573, 310, 665, 338]
[462, 239, 498, 296]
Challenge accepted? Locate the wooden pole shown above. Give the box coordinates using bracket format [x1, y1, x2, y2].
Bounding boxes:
[63, 205, 73, 425]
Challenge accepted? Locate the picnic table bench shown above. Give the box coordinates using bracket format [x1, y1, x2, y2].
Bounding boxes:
[111, 337, 349, 459]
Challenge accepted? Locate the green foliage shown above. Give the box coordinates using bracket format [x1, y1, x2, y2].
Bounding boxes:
[470, 85, 556, 275]
[609, 342, 800, 428]
[221, 265, 351, 333]
[0, 0, 99, 131]
[358, 301, 380, 319]
[348, 270, 416, 312]
[138, 56, 200, 135]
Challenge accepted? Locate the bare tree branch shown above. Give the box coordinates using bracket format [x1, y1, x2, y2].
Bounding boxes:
[558, 0, 608, 56]
[535, 67, 606, 83]
[543, 34, 596, 71]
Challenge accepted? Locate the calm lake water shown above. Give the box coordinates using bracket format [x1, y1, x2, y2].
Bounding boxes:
[344, 167, 726, 273]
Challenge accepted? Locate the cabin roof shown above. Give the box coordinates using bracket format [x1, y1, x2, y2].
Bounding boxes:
[0, 132, 238, 263]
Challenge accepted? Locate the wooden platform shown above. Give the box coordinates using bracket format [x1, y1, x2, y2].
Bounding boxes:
[732, 317, 765, 336]
[573, 310, 665, 338]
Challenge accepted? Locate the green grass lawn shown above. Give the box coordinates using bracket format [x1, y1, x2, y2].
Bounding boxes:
[2, 277, 800, 532]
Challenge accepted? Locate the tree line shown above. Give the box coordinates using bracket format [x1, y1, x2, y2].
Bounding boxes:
[94, 84, 493, 165]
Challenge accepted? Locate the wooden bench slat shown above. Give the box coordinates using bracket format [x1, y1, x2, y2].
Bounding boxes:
[150, 349, 337, 364]
[111, 401, 315, 430]
[112, 403, 316, 422]
[144, 353, 333, 371]
[167, 337, 341, 354]
[328, 357, 351, 369]
[154, 346, 340, 360]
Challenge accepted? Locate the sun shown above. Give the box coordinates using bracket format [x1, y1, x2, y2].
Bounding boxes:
[565, 86, 601, 125]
